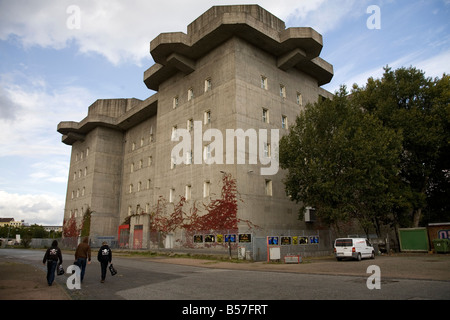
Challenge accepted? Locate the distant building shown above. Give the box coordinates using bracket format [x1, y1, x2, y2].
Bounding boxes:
[58, 5, 334, 256]
[0, 218, 23, 228]
[43, 226, 63, 233]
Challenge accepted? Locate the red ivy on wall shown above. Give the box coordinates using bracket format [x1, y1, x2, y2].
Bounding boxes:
[150, 173, 259, 234]
[62, 215, 79, 238]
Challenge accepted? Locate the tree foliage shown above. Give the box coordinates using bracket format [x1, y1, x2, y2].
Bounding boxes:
[280, 66, 449, 234]
[352, 67, 450, 226]
[280, 86, 402, 236]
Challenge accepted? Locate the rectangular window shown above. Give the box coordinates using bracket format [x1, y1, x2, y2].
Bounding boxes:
[282, 115, 288, 129]
[169, 188, 175, 203]
[261, 75, 268, 90]
[262, 108, 269, 123]
[173, 96, 179, 109]
[186, 150, 193, 164]
[188, 88, 194, 101]
[203, 181, 210, 198]
[187, 118, 193, 132]
[204, 144, 212, 161]
[204, 110, 211, 124]
[205, 78, 212, 92]
[265, 179, 273, 196]
[171, 125, 178, 140]
[279, 84, 286, 98]
[185, 185, 191, 201]
[297, 92, 303, 106]
[264, 143, 271, 158]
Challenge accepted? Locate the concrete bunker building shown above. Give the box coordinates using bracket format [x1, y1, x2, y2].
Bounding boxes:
[58, 5, 334, 257]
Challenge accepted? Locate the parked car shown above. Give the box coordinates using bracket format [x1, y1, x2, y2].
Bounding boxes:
[334, 238, 375, 261]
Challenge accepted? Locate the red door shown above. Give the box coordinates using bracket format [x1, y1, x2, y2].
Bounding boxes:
[133, 225, 143, 249]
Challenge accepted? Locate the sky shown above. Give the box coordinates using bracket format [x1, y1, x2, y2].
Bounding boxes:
[0, 0, 449, 226]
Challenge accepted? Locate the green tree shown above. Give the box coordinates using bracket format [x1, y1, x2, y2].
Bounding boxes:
[352, 67, 450, 227]
[279, 86, 402, 236]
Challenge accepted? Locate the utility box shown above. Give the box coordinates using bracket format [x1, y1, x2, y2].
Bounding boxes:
[433, 239, 450, 253]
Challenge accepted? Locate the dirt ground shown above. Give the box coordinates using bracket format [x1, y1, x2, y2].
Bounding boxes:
[0, 260, 70, 300]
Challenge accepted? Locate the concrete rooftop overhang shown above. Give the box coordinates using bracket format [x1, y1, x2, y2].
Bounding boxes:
[144, 5, 333, 91]
[57, 95, 158, 145]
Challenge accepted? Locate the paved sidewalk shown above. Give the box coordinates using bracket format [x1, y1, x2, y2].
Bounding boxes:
[139, 253, 450, 281]
[1, 252, 449, 300]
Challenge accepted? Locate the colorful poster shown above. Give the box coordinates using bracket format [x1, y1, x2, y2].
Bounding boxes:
[280, 236, 291, 245]
[299, 237, 308, 244]
[238, 234, 252, 243]
[309, 236, 319, 244]
[193, 235, 203, 243]
[268, 236, 279, 245]
[225, 234, 236, 243]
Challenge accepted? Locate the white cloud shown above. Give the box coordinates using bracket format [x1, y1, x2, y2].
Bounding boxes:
[0, 190, 64, 225]
[0, 0, 365, 66]
[0, 72, 93, 157]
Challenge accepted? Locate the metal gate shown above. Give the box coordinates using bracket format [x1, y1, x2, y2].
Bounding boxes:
[253, 237, 268, 261]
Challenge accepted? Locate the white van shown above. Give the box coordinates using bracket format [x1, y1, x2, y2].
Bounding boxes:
[334, 238, 375, 261]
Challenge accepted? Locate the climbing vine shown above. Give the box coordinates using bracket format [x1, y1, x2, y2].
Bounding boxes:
[62, 215, 79, 238]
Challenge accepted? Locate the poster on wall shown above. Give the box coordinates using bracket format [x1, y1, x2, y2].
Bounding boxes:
[280, 236, 291, 245]
[267, 236, 279, 245]
[216, 234, 224, 243]
[309, 236, 319, 244]
[292, 236, 298, 245]
[299, 237, 308, 244]
[205, 235, 215, 243]
[193, 235, 203, 243]
[238, 234, 252, 243]
[225, 234, 236, 243]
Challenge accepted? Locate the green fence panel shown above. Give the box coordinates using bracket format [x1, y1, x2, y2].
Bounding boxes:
[398, 228, 429, 252]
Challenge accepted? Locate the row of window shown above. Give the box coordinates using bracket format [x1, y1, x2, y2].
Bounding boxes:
[125, 179, 274, 217]
[260, 75, 303, 105]
[73, 167, 88, 180]
[71, 187, 86, 199]
[74, 148, 89, 162]
[68, 207, 87, 219]
[128, 179, 153, 193]
[130, 156, 153, 172]
[130, 130, 155, 152]
[173, 78, 212, 108]
[172, 76, 303, 109]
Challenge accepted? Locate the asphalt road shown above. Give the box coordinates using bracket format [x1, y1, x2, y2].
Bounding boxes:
[1, 248, 449, 301]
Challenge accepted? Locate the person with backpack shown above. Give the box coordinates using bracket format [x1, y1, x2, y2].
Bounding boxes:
[42, 240, 63, 286]
[97, 241, 112, 283]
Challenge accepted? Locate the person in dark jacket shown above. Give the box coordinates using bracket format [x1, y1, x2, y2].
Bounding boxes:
[97, 241, 112, 283]
[75, 237, 91, 282]
[42, 240, 63, 286]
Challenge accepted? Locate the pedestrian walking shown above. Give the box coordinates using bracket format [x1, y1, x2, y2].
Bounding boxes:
[74, 237, 91, 282]
[97, 241, 112, 283]
[42, 240, 63, 286]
